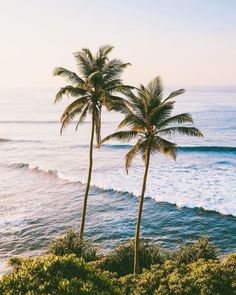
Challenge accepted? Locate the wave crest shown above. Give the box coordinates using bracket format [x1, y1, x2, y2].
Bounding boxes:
[0, 138, 11, 142]
[4, 161, 236, 217]
[102, 144, 236, 153]
[8, 163, 60, 178]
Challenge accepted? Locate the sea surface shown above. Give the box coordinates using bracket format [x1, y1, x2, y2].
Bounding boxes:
[0, 86, 236, 273]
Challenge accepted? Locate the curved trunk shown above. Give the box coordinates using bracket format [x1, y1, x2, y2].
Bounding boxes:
[133, 143, 151, 274]
[79, 108, 95, 239]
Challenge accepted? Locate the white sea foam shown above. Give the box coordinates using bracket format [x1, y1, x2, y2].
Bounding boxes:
[5, 158, 236, 217]
[90, 164, 236, 217]
[0, 217, 26, 227]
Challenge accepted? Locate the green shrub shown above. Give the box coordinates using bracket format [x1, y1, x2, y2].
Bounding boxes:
[119, 274, 138, 295]
[189, 258, 236, 295]
[93, 237, 216, 277]
[224, 253, 236, 291]
[120, 257, 236, 295]
[50, 229, 97, 262]
[170, 236, 218, 264]
[0, 255, 120, 295]
[1, 237, 235, 294]
[93, 239, 164, 277]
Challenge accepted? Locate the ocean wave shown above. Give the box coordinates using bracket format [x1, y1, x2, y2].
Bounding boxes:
[7, 163, 59, 178]
[178, 146, 236, 153]
[102, 144, 236, 154]
[0, 138, 12, 142]
[89, 180, 236, 218]
[0, 138, 41, 143]
[4, 161, 236, 218]
[1, 135, 236, 154]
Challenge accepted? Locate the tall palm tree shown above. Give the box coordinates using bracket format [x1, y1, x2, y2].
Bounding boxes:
[99, 77, 203, 274]
[53, 45, 131, 239]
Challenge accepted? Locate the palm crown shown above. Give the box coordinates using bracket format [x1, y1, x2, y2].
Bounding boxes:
[53, 45, 131, 143]
[100, 76, 203, 172]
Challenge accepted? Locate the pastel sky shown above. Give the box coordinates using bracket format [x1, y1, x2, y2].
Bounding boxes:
[0, 0, 236, 89]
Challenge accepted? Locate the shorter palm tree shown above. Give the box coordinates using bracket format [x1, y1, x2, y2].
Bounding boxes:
[53, 45, 131, 239]
[99, 77, 203, 274]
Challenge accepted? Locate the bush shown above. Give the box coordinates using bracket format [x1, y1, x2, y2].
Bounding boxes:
[119, 257, 236, 295]
[93, 239, 164, 277]
[170, 236, 218, 264]
[50, 229, 97, 262]
[0, 255, 120, 295]
[119, 274, 138, 295]
[93, 237, 216, 277]
[1, 237, 235, 294]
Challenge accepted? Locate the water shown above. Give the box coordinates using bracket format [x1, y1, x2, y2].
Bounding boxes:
[0, 87, 236, 274]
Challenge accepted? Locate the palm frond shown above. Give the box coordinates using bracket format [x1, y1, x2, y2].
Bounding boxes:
[98, 45, 114, 57]
[60, 103, 88, 134]
[162, 89, 185, 104]
[152, 136, 177, 160]
[99, 131, 138, 147]
[104, 95, 132, 114]
[53, 67, 84, 86]
[75, 104, 90, 131]
[103, 58, 130, 81]
[103, 79, 122, 90]
[118, 113, 146, 131]
[54, 86, 88, 104]
[137, 139, 149, 162]
[125, 91, 146, 118]
[157, 113, 194, 129]
[125, 140, 143, 174]
[137, 85, 151, 110]
[150, 101, 175, 125]
[158, 126, 203, 138]
[73, 51, 93, 77]
[81, 48, 93, 60]
[146, 76, 163, 107]
[87, 70, 100, 82]
[106, 84, 135, 94]
[60, 96, 89, 121]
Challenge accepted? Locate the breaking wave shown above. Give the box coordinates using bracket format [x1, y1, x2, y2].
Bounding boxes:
[4, 161, 236, 217]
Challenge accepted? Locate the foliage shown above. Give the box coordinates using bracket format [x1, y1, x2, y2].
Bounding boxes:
[49, 229, 97, 262]
[170, 236, 218, 264]
[92, 239, 164, 277]
[53, 45, 131, 140]
[100, 76, 203, 173]
[119, 257, 236, 295]
[0, 255, 120, 295]
[0, 239, 235, 294]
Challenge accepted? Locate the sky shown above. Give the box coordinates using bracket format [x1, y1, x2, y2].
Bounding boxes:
[0, 0, 236, 89]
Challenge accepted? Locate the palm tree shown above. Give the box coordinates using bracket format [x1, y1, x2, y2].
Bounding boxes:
[99, 77, 203, 274]
[53, 45, 131, 239]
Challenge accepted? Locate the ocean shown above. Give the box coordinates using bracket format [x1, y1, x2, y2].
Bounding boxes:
[0, 86, 236, 273]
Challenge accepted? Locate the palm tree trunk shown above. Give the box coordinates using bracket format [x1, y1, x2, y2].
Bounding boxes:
[79, 109, 95, 239]
[133, 143, 151, 274]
